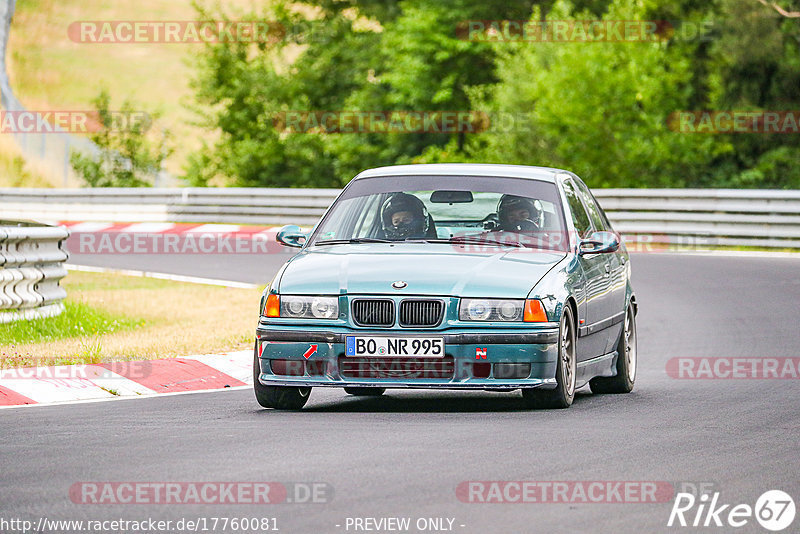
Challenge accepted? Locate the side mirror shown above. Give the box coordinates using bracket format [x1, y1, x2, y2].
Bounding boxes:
[276, 225, 307, 248]
[579, 231, 620, 255]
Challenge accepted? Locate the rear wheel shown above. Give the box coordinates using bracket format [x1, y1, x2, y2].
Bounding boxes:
[522, 306, 577, 409]
[344, 387, 386, 397]
[253, 343, 311, 410]
[590, 305, 636, 394]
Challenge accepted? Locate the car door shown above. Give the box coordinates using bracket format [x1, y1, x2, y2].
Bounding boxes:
[572, 177, 626, 354]
[561, 178, 610, 361]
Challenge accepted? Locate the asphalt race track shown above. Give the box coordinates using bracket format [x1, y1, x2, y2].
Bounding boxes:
[1, 252, 799, 533]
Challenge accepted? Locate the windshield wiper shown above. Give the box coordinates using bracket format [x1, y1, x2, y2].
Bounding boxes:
[314, 238, 392, 246]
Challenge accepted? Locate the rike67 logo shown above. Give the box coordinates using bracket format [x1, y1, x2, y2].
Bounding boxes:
[668, 490, 795, 531]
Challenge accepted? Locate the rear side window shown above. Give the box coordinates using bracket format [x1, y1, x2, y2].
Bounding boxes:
[562, 179, 593, 238]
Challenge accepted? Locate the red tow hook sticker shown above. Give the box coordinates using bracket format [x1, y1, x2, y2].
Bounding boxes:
[303, 344, 318, 359]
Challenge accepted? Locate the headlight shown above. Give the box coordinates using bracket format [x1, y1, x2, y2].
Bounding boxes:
[276, 295, 338, 319]
[459, 298, 549, 322]
[310, 297, 338, 319]
[459, 299, 524, 321]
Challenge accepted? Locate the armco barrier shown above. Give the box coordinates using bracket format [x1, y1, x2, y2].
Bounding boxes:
[0, 188, 340, 226]
[0, 221, 69, 323]
[0, 187, 799, 248]
[593, 189, 800, 249]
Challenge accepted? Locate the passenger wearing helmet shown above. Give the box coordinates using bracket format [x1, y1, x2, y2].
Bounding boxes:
[497, 195, 541, 232]
[381, 193, 429, 239]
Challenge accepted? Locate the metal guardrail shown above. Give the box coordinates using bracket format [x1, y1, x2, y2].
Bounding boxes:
[0, 187, 799, 248]
[593, 189, 800, 249]
[0, 220, 69, 323]
[0, 188, 341, 226]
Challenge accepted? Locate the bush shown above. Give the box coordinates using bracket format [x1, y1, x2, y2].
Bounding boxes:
[70, 91, 171, 187]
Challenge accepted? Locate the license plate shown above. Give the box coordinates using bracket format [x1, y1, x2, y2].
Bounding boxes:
[345, 336, 445, 358]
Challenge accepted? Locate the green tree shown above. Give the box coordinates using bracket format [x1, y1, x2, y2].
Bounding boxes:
[70, 91, 170, 187]
[470, 0, 728, 187]
[185, 4, 373, 187]
[188, 0, 547, 186]
[709, 0, 800, 188]
[187, 0, 800, 188]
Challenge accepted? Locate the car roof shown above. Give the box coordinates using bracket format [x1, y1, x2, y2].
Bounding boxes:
[353, 163, 567, 183]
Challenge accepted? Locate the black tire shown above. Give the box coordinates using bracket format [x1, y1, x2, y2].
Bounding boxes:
[590, 305, 637, 394]
[253, 343, 311, 410]
[344, 387, 386, 397]
[522, 306, 577, 409]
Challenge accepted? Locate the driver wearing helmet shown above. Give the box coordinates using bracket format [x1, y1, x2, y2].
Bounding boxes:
[381, 193, 430, 239]
[497, 195, 541, 232]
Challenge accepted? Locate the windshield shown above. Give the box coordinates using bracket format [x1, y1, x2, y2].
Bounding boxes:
[308, 175, 568, 251]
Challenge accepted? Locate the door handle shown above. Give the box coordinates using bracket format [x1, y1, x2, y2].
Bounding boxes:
[604, 263, 611, 277]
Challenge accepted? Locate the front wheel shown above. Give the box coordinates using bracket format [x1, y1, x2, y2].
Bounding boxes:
[253, 343, 311, 410]
[590, 304, 636, 394]
[522, 306, 577, 409]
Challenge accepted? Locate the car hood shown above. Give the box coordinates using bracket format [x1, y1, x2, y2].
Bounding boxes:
[277, 243, 565, 298]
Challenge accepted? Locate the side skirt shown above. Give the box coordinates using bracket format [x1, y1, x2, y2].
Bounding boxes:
[576, 350, 618, 383]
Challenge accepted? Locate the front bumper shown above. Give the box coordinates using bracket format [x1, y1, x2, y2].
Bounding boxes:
[255, 327, 560, 390]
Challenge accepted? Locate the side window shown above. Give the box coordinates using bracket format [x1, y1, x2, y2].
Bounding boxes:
[573, 178, 608, 232]
[562, 179, 593, 238]
[352, 195, 381, 238]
